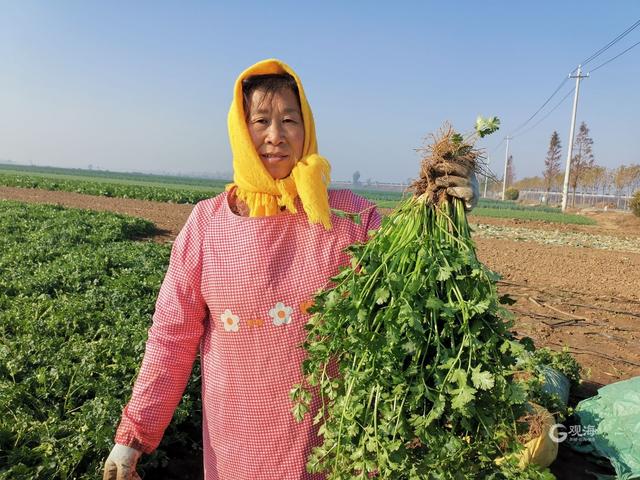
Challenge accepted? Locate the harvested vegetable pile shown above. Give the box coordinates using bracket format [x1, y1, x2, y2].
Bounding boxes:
[291, 118, 562, 479]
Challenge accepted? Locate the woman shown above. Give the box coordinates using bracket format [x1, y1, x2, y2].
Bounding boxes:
[103, 59, 477, 480]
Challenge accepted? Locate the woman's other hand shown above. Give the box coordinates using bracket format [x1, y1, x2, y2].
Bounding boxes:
[103, 444, 142, 480]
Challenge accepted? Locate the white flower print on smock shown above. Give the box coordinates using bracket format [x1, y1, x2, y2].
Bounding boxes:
[269, 302, 293, 326]
[220, 309, 240, 332]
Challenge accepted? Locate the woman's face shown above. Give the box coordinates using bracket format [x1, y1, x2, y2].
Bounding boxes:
[246, 88, 304, 180]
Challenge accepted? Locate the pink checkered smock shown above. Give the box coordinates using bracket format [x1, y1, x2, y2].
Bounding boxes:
[115, 189, 381, 480]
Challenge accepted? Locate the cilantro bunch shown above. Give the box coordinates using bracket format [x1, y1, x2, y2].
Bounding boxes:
[291, 120, 556, 479]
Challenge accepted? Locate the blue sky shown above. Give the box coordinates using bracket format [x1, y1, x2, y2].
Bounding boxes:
[1, 1, 639, 183]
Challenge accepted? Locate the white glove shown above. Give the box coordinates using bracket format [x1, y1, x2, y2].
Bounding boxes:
[447, 172, 479, 211]
[103, 444, 142, 480]
[433, 162, 480, 211]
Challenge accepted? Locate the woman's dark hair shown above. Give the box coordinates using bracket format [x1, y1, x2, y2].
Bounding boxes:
[242, 73, 301, 117]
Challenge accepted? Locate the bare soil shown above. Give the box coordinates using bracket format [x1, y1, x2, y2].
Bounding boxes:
[3, 186, 639, 479]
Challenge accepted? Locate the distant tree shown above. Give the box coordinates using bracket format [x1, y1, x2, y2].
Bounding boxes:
[505, 155, 515, 187]
[514, 176, 544, 191]
[504, 187, 519, 200]
[569, 122, 594, 206]
[631, 164, 640, 195]
[552, 171, 564, 192]
[578, 165, 607, 205]
[631, 190, 640, 218]
[614, 165, 627, 194]
[614, 164, 640, 197]
[600, 168, 614, 195]
[352, 170, 361, 187]
[581, 165, 606, 194]
[486, 177, 502, 197]
[543, 131, 562, 198]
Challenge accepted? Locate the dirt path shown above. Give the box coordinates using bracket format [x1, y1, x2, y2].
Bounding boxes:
[3, 186, 639, 478]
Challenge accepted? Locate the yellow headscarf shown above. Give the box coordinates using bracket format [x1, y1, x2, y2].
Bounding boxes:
[226, 59, 332, 229]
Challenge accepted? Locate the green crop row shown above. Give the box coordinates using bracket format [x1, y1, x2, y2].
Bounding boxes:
[352, 191, 567, 214]
[0, 200, 201, 479]
[0, 168, 595, 228]
[348, 188, 405, 202]
[353, 193, 594, 225]
[475, 199, 563, 213]
[0, 172, 221, 204]
[0, 163, 230, 190]
[469, 207, 596, 225]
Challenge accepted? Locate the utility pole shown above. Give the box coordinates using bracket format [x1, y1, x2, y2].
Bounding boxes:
[483, 155, 490, 198]
[561, 65, 589, 212]
[501, 136, 512, 201]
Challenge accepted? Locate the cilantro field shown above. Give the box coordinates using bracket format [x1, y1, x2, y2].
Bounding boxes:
[0, 201, 202, 479]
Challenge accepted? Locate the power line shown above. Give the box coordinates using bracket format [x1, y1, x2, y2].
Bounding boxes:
[477, 138, 505, 181]
[512, 87, 575, 139]
[590, 39, 640, 73]
[581, 19, 640, 66]
[488, 138, 505, 155]
[505, 18, 640, 140]
[507, 77, 569, 137]
[501, 20, 640, 143]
